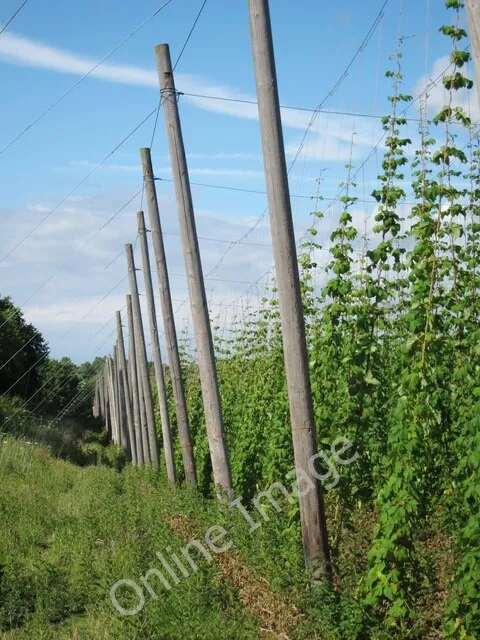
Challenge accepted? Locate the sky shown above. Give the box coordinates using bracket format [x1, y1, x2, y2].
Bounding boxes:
[0, 0, 478, 365]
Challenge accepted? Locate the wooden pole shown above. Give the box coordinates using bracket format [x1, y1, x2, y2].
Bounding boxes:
[125, 243, 160, 473]
[138, 361, 151, 465]
[106, 362, 112, 437]
[103, 361, 111, 437]
[93, 379, 99, 418]
[155, 43, 232, 496]
[95, 375, 101, 420]
[112, 353, 120, 446]
[126, 294, 144, 467]
[140, 147, 197, 486]
[118, 341, 130, 452]
[248, 0, 331, 578]
[117, 311, 136, 464]
[114, 341, 127, 452]
[98, 373, 105, 421]
[107, 356, 118, 445]
[466, 0, 480, 107]
[137, 211, 177, 484]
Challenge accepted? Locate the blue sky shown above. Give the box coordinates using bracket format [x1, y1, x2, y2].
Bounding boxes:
[0, 0, 477, 364]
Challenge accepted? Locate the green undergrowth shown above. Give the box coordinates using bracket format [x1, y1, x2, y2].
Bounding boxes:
[0, 437, 460, 639]
[0, 437, 258, 639]
[0, 395, 123, 469]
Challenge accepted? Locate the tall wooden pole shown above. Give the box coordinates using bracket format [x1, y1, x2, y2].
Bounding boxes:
[103, 361, 111, 437]
[137, 361, 152, 465]
[117, 311, 136, 464]
[95, 375, 100, 420]
[155, 43, 232, 495]
[105, 360, 112, 438]
[116, 341, 130, 457]
[466, 0, 480, 106]
[127, 294, 144, 467]
[113, 353, 120, 446]
[248, 0, 331, 578]
[98, 373, 105, 422]
[140, 147, 197, 486]
[107, 356, 118, 445]
[137, 210, 177, 484]
[93, 379, 99, 418]
[125, 243, 160, 473]
[114, 341, 128, 453]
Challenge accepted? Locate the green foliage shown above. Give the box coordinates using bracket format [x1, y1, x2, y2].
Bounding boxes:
[171, 8, 479, 635]
[0, 296, 48, 400]
[0, 438, 297, 638]
[37, 357, 81, 415]
[1, 2, 479, 637]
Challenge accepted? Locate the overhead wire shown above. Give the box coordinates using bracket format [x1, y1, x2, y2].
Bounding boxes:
[139, 0, 211, 316]
[172, 0, 392, 314]
[141, 0, 208, 208]
[30, 314, 123, 420]
[1, 275, 127, 400]
[6, 23, 459, 365]
[0, 304, 124, 430]
[4, 0, 466, 419]
[0, 187, 142, 351]
[0, 0, 174, 155]
[204, 0, 391, 277]
[0, 107, 157, 264]
[221, 48, 471, 310]
[0, 0, 30, 36]
[9, 329, 117, 431]
[172, 0, 208, 72]
[19, 0, 213, 396]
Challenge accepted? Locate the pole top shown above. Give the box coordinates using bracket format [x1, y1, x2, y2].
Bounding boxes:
[155, 43, 173, 75]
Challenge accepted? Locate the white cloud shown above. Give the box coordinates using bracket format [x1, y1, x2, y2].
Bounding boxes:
[25, 294, 126, 327]
[189, 168, 265, 178]
[188, 152, 261, 160]
[0, 28, 383, 154]
[413, 55, 480, 122]
[0, 31, 158, 87]
[0, 30, 300, 127]
[68, 160, 265, 179]
[0, 187, 284, 362]
[27, 204, 50, 212]
[69, 160, 141, 173]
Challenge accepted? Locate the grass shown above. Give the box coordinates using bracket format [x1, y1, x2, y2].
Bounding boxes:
[0, 436, 262, 639]
[0, 434, 455, 639]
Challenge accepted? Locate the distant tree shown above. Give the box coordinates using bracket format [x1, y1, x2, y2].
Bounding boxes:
[77, 356, 104, 382]
[37, 357, 81, 415]
[0, 296, 49, 400]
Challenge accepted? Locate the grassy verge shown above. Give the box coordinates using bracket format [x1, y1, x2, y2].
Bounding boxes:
[0, 436, 454, 639]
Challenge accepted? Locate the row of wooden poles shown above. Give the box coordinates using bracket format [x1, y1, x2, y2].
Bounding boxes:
[91, 202, 191, 482]
[92, 0, 332, 580]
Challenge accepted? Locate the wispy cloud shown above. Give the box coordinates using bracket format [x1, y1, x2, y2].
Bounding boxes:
[27, 204, 50, 213]
[413, 55, 480, 122]
[189, 168, 264, 178]
[335, 11, 353, 27]
[187, 152, 261, 160]
[68, 160, 265, 179]
[69, 161, 142, 173]
[0, 29, 380, 143]
[0, 31, 158, 86]
[1, 187, 281, 361]
[0, 30, 299, 125]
